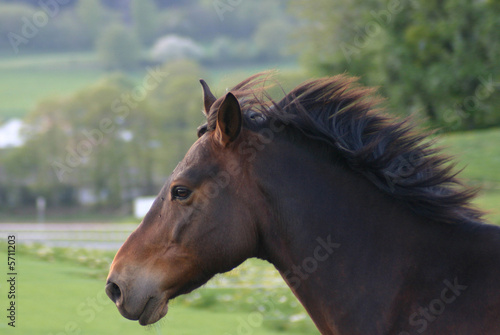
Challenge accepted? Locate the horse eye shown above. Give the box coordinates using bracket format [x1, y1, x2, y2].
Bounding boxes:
[197, 125, 208, 138]
[172, 186, 192, 200]
[248, 112, 265, 123]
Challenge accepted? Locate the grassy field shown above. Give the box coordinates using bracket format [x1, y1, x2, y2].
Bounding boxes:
[0, 243, 317, 335]
[0, 68, 106, 119]
[0, 53, 104, 119]
[0, 53, 295, 119]
[440, 128, 500, 185]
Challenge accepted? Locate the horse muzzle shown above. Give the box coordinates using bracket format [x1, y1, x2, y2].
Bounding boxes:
[105, 275, 169, 326]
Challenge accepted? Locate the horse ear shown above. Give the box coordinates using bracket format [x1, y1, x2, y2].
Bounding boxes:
[199, 79, 217, 116]
[216, 92, 242, 146]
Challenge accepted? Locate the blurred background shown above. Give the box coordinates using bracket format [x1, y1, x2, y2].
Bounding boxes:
[0, 0, 498, 334]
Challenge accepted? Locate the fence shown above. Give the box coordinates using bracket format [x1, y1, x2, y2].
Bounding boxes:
[0, 223, 137, 250]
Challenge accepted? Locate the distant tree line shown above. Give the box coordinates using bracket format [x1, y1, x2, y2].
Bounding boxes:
[0, 0, 295, 66]
[0, 60, 205, 209]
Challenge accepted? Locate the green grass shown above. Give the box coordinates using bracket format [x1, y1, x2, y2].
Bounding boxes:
[0, 68, 105, 119]
[0, 52, 300, 120]
[0, 243, 317, 335]
[440, 128, 500, 186]
[0, 52, 151, 119]
[473, 191, 500, 226]
[438, 128, 500, 225]
[0, 256, 296, 335]
[0, 52, 99, 69]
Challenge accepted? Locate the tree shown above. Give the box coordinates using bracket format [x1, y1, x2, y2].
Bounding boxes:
[15, 74, 154, 208]
[2, 97, 78, 208]
[382, 0, 500, 130]
[76, 0, 110, 46]
[131, 0, 159, 46]
[96, 23, 142, 70]
[289, 0, 500, 131]
[289, 0, 382, 77]
[149, 59, 206, 171]
[10, 62, 208, 209]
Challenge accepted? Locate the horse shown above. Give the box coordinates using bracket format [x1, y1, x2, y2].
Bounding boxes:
[106, 73, 500, 334]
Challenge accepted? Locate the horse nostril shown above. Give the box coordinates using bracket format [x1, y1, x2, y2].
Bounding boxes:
[105, 281, 122, 304]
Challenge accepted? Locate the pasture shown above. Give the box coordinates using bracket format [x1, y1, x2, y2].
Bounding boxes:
[0, 53, 104, 119]
[0, 53, 300, 120]
[440, 128, 500, 225]
[0, 68, 104, 119]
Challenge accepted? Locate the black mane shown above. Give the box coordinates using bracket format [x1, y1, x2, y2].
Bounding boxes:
[205, 73, 484, 225]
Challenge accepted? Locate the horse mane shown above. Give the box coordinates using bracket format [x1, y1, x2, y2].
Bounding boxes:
[205, 73, 484, 225]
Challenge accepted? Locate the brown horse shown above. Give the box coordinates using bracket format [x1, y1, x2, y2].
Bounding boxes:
[106, 73, 500, 334]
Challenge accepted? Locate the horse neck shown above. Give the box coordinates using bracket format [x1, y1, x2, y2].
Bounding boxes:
[252, 138, 477, 334]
